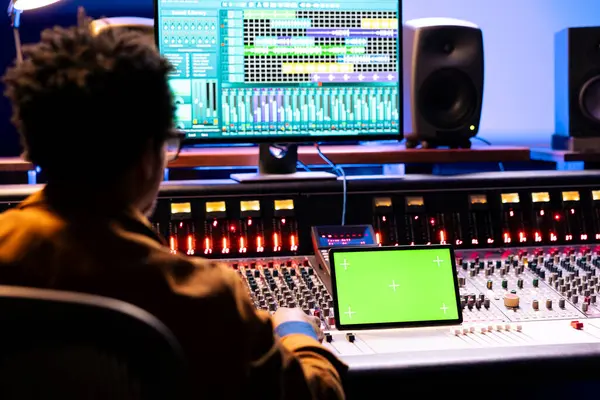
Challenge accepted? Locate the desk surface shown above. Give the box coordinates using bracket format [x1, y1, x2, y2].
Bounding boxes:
[0, 145, 531, 171]
[530, 148, 600, 163]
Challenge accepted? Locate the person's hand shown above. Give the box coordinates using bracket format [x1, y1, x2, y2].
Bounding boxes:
[273, 307, 324, 343]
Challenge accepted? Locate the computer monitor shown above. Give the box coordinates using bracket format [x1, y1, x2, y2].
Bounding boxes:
[154, 0, 401, 180]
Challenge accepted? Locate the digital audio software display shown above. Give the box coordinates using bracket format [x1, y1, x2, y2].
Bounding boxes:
[330, 246, 462, 330]
[155, 0, 400, 141]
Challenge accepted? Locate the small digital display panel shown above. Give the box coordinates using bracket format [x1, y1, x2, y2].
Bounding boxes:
[469, 194, 487, 204]
[501, 193, 520, 204]
[330, 245, 461, 330]
[532, 192, 550, 203]
[171, 202, 192, 214]
[562, 191, 580, 202]
[315, 225, 375, 248]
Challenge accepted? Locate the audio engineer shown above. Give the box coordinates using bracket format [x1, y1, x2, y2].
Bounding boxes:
[0, 23, 347, 399]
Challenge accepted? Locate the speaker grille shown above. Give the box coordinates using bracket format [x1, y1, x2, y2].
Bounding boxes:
[579, 75, 600, 123]
[418, 68, 478, 130]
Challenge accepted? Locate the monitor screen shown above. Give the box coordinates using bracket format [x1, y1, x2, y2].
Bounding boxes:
[329, 245, 462, 330]
[155, 0, 401, 143]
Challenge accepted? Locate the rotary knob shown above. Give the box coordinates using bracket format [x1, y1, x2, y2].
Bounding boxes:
[504, 293, 520, 308]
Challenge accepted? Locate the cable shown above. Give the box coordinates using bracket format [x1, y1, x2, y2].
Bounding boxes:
[297, 160, 311, 172]
[473, 136, 505, 172]
[315, 143, 347, 226]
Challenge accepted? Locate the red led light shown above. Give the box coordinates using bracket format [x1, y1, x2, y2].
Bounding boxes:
[554, 214, 561, 221]
[247, 218, 253, 226]
[213, 219, 218, 227]
[534, 232, 542, 242]
[439, 230, 447, 244]
[239, 237, 247, 253]
[375, 232, 382, 245]
[204, 237, 212, 254]
[169, 235, 177, 254]
[503, 232, 511, 244]
[509, 210, 514, 217]
[550, 233, 558, 242]
[256, 236, 264, 252]
[570, 209, 575, 215]
[281, 218, 286, 224]
[290, 234, 298, 251]
[519, 231, 526, 243]
[186, 234, 195, 255]
[273, 233, 281, 252]
[430, 218, 436, 226]
[565, 234, 573, 241]
[222, 237, 230, 254]
[540, 210, 545, 216]
[581, 234, 589, 241]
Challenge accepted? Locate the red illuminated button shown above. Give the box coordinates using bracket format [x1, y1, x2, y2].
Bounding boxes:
[571, 321, 584, 330]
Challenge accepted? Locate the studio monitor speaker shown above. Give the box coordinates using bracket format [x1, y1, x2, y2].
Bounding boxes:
[403, 18, 484, 149]
[554, 27, 600, 151]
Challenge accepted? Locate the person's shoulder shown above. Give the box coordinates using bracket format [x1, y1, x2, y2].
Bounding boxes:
[0, 205, 65, 239]
[149, 247, 242, 299]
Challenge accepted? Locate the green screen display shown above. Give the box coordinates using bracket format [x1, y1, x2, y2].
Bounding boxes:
[331, 247, 460, 327]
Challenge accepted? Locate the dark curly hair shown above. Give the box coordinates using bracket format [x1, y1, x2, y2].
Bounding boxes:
[3, 22, 175, 183]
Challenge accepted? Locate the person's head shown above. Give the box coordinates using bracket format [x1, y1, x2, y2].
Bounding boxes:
[3, 23, 183, 215]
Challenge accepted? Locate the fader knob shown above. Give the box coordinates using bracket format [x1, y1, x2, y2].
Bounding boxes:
[572, 295, 579, 304]
[559, 299, 566, 309]
[502, 279, 508, 289]
[483, 298, 491, 309]
[517, 279, 524, 289]
[546, 299, 553, 309]
[532, 300, 539, 310]
[486, 280, 493, 290]
[504, 293, 520, 308]
[583, 303, 589, 313]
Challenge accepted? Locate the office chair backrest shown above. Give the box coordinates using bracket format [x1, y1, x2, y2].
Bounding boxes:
[90, 17, 154, 37]
[0, 286, 188, 400]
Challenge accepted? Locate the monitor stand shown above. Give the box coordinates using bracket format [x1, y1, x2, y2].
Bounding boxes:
[230, 143, 337, 183]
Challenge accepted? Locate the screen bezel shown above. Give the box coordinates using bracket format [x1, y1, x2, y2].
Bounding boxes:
[152, 0, 403, 145]
[329, 245, 463, 331]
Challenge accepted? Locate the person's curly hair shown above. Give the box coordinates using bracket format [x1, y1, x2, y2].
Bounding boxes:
[3, 22, 175, 183]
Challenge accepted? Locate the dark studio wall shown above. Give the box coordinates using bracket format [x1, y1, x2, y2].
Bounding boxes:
[0, 0, 154, 157]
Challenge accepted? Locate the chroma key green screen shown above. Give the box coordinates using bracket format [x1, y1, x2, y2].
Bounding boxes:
[331, 247, 461, 327]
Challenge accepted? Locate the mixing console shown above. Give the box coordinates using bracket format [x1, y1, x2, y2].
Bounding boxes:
[5, 172, 600, 387]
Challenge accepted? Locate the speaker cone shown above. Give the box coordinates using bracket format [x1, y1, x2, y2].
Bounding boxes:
[579, 75, 600, 122]
[418, 68, 478, 130]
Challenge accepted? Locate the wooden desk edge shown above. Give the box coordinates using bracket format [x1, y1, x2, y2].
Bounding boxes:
[0, 146, 532, 171]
